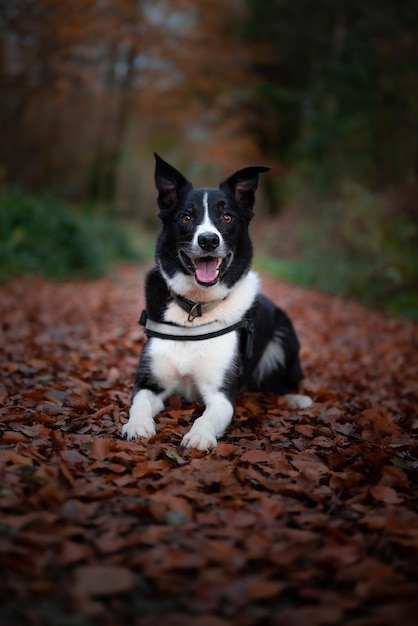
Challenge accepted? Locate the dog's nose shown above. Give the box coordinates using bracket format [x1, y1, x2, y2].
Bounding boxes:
[198, 232, 220, 252]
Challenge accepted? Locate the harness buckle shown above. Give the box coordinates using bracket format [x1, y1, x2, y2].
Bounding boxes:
[241, 321, 254, 359]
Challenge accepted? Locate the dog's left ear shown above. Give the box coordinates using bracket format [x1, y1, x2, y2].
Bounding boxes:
[220, 165, 270, 212]
[154, 153, 193, 215]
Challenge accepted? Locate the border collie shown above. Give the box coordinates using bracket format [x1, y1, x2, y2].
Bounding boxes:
[122, 153, 312, 451]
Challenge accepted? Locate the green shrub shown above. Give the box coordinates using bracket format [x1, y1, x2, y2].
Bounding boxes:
[0, 189, 140, 280]
[257, 183, 418, 320]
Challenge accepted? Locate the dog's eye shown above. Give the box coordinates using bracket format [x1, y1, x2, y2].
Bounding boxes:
[222, 213, 233, 224]
[181, 213, 193, 224]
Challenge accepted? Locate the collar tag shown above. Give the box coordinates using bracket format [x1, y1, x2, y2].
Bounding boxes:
[170, 291, 223, 320]
[187, 302, 202, 322]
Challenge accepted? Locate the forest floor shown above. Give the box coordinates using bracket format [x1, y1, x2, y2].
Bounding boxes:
[0, 264, 417, 626]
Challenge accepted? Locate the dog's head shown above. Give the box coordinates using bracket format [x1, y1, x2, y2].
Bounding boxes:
[154, 153, 270, 292]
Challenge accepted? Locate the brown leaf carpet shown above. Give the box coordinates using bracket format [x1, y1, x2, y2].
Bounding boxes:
[1, 265, 417, 626]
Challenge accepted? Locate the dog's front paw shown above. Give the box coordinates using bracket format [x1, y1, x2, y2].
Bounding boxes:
[122, 417, 156, 441]
[181, 426, 217, 451]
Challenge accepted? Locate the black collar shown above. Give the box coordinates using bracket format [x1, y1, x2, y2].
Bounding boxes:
[170, 291, 225, 322]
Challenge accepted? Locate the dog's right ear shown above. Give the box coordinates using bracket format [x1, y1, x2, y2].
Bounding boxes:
[154, 153, 192, 214]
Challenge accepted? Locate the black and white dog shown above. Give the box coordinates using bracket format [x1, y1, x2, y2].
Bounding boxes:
[122, 153, 311, 450]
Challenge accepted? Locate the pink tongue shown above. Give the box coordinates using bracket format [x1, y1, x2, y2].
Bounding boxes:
[195, 258, 218, 283]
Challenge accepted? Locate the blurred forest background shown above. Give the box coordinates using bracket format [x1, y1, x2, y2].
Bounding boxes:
[0, 0, 417, 318]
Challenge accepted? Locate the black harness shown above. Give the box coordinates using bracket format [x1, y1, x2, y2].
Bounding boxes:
[138, 293, 254, 359]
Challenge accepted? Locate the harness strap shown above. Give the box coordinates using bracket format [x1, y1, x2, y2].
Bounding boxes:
[139, 311, 245, 342]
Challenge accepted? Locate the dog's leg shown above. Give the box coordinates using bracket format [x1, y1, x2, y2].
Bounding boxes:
[122, 389, 165, 440]
[181, 391, 234, 451]
[283, 394, 313, 409]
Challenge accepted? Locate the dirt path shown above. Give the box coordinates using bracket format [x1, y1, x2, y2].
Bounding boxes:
[1, 265, 417, 625]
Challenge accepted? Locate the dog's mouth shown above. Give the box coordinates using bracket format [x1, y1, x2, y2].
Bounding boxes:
[180, 251, 232, 286]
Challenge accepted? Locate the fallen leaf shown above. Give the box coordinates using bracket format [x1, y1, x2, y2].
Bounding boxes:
[370, 484, 403, 504]
[89, 436, 110, 461]
[74, 565, 135, 595]
[163, 448, 187, 465]
[247, 577, 285, 599]
[240, 449, 271, 463]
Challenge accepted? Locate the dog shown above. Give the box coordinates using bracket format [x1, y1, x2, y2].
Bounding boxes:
[122, 153, 312, 451]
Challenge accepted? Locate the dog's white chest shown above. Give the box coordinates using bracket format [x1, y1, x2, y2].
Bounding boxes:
[148, 332, 238, 400]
